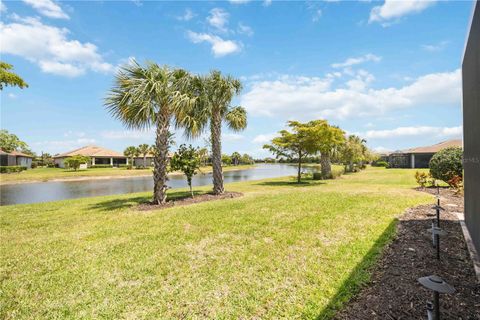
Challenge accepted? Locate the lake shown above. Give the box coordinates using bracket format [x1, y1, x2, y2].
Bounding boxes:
[0, 164, 314, 206]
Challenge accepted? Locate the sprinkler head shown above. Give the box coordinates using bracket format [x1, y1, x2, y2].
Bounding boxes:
[418, 275, 455, 294]
[427, 227, 447, 236]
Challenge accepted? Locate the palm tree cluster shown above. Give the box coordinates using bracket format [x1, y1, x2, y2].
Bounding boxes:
[105, 60, 247, 204]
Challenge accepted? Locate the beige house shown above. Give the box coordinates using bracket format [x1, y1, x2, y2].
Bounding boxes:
[53, 145, 127, 168]
[0, 149, 33, 168]
[388, 139, 462, 168]
[134, 152, 174, 167]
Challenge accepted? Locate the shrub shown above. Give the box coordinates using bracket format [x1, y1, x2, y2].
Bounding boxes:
[372, 161, 388, 167]
[0, 166, 27, 173]
[429, 147, 463, 185]
[447, 174, 463, 193]
[312, 172, 322, 180]
[65, 155, 90, 171]
[414, 171, 428, 188]
[89, 164, 113, 169]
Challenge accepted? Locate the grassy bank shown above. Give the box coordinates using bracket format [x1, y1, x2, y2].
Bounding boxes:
[0, 167, 432, 319]
[0, 164, 255, 185]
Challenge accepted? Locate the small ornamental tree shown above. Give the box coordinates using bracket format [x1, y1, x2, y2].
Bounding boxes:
[170, 144, 201, 197]
[64, 155, 90, 171]
[429, 147, 463, 186]
[263, 121, 314, 183]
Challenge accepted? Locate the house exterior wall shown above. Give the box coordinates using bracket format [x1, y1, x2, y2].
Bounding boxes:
[462, 1, 480, 253]
[16, 156, 32, 168]
[0, 155, 31, 167]
[134, 157, 154, 167]
[54, 158, 66, 168]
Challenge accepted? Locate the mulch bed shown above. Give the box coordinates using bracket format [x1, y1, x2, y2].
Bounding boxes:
[137, 191, 243, 211]
[336, 188, 480, 320]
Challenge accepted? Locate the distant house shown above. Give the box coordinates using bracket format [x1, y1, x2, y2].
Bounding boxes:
[134, 152, 173, 167]
[388, 139, 462, 169]
[0, 149, 33, 168]
[53, 145, 127, 168]
[133, 152, 154, 167]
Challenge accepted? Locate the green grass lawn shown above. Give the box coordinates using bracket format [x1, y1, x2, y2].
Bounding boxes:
[0, 167, 432, 319]
[0, 164, 255, 184]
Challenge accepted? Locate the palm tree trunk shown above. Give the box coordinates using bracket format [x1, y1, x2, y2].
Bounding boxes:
[153, 111, 171, 204]
[320, 153, 332, 179]
[297, 151, 302, 183]
[143, 154, 147, 167]
[211, 110, 224, 195]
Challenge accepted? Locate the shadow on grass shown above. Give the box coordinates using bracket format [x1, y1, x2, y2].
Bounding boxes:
[88, 190, 207, 212]
[315, 219, 398, 320]
[255, 179, 326, 187]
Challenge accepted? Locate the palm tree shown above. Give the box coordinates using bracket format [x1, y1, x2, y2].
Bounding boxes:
[181, 71, 247, 194]
[137, 143, 150, 167]
[198, 147, 209, 166]
[105, 60, 195, 204]
[231, 152, 241, 166]
[124, 146, 138, 168]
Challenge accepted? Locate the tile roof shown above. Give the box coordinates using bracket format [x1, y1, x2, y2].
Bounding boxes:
[403, 139, 463, 154]
[0, 149, 34, 157]
[53, 145, 125, 158]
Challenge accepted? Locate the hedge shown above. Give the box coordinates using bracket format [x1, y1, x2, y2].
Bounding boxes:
[89, 165, 114, 169]
[0, 166, 28, 173]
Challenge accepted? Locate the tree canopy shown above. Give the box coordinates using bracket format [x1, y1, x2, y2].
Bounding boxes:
[0, 62, 28, 90]
[263, 121, 315, 183]
[170, 144, 201, 197]
[0, 130, 31, 154]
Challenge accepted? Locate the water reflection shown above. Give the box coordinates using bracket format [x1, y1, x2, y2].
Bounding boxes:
[0, 164, 316, 206]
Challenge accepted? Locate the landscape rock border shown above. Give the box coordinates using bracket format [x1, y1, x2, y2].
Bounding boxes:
[335, 188, 480, 319]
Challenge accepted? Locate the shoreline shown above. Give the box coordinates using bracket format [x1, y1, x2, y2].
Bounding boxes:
[0, 165, 255, 186]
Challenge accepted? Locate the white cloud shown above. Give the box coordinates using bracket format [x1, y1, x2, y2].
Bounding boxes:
[0, 16, 113, 77]
[422, 40, 449, 52]
[312, 9, 322, 22]
[331, 53, 381, 68]
[32, 138, 96, 154]
[187, 31, 242, 57]
[223, 133, 244, 141]
[131, 0, 142, 7]
[372, 146, 391, 153]
[253, 133, 277, 144]
[207, 8, 229, 33]
[241, 69, 461, 120]
[7, 93, 16, 99]
[22, 0, 69, 19]
[101, 129, 154, 140]
[365, 125, 462, 139]
[229, 0, 251, 4]
[177, 8, 195, 21]
[263, 0, 272, 6]
[369, 0, 436, 24]
[237, 22, 254, 36]
[0, 0, 7, 13]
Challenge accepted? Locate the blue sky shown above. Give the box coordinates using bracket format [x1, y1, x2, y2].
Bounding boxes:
[0, 0, 473, 157]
